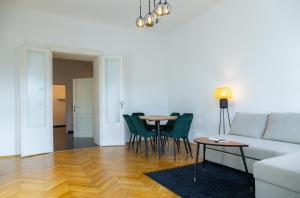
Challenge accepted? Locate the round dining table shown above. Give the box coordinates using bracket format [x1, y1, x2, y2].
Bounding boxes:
[140, 115, 177, 159]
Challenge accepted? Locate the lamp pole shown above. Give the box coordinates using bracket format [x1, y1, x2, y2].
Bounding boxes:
[215, 87, 232, 134]
[218, 99, 231, 134]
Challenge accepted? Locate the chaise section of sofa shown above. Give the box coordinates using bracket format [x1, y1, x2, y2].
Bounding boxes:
[203, 112, 300, 173]
[205, 134, 300, 173]
[254, 151, 300, 198]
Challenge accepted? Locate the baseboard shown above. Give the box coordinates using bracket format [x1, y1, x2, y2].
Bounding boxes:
[0, 154, 20, 159]
[53, 125, 66, 128]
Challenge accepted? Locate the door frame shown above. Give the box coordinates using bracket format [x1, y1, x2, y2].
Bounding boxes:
[20, 46, 125, 155]
[51, 47, 102, 146]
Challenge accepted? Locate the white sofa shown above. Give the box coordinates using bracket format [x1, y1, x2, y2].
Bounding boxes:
[203, 112, 300, 198]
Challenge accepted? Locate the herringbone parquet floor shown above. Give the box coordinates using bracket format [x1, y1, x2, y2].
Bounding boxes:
[0, 142, 196, 198]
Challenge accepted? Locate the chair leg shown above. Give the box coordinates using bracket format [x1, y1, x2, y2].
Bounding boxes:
[164, 137, 167, 152]
[150, 137, 154, 151]
[176, 138, 180, 154]
[183, 138, 189, 154]
[136, 136, 141, 153]
[139, 136, 142, 152]
[132, 134, 136, 149]
[186, 138, 193, 158]
[145, 138, 149, 159]
[161, 137, 165, 154]
[173, 139, 176, 161]
[128, 133, 132, 149]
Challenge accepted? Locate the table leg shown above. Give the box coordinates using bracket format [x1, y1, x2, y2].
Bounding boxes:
[156, 120, 161, 159]
[193, 143, 200, 183]
[203, 144, 206, 170]
[240, 147, 254, 195]
[240, 147, 248, 174]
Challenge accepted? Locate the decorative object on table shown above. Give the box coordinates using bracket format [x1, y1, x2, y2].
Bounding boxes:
[145, 162, 253, 198]
[215, 86, 232, 134]
[135, 0, 172, 28]
[208, 137, 227, 143]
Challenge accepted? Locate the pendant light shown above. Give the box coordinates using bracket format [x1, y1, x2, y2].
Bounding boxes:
[135, 0, 144, 28]
[151, 0, 160, 24]
[162, 0, 172, 15]
[143, 0, 154, 27]
[155, 0, 164, 16]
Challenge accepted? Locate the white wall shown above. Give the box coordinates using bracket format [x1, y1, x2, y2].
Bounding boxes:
[167, 0, 300, 140]
[0, 6, 169, 156]
[1, 0, 300, 156]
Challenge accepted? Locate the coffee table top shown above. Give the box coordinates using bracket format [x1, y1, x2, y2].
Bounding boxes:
[194, 137, 248, 147]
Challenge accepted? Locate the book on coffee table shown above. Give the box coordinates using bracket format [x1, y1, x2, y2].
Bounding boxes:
[208, 137, 228, 143]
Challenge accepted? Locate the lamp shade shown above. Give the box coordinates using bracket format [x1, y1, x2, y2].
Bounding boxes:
[215, 87, 232, 99]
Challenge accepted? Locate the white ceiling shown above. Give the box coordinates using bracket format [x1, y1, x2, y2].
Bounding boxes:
[0, 0, 223, 33]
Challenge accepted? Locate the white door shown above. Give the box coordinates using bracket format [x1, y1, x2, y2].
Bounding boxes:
[20, 47, 53, 157]
[73, 78, 94, 138]
[101, 56, 125, 146]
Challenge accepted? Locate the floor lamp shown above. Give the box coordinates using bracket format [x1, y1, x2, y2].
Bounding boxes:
[215, 87, 232, 134]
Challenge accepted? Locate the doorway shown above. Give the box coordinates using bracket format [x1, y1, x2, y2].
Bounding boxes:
[20, 47, 125, 157]
[52, 54, 97, 151]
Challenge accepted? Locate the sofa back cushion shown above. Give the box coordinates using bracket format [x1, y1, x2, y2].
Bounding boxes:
[229, 112, 268, 138]
[263, 113, 300, 144]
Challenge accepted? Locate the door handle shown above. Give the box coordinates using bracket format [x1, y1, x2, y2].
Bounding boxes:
[119, 101, 124, 109]
[73, 106, 76, 112]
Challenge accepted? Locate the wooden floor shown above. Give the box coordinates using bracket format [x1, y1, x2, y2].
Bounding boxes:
[0, 142, 197, 198]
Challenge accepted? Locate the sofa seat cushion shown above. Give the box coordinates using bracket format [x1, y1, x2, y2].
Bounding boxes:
[206, 135, 300, 160]
[229, 113, 268, 138]
[263, 113, 300, 144]
[254, 151, 300, 193]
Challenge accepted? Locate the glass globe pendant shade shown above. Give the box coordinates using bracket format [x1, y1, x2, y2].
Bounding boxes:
[162, 0, 172, 15]
[151, 11, 160, 24]
[144, 13, 154, 27]
[136, 16, 144, 28]
[155, 1, 164, 16]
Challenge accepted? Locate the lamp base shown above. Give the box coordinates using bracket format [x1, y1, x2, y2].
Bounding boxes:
[219, 99, 228, 109]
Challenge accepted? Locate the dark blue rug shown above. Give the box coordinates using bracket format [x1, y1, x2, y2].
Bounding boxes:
[145, 162, 253, 198]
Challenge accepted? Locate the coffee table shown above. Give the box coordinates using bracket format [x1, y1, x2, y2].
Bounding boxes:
[193, 137, 250, 183]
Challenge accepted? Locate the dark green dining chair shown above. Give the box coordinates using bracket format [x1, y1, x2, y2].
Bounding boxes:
[123, 114, 139, 150]
[131, 115, 157, 159]
[132, 112, 156, 130]
[161, 113, 193, 160]
[161, 112, 180, 131]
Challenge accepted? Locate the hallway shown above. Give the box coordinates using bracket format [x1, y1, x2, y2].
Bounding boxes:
[53, 127, 97, 151]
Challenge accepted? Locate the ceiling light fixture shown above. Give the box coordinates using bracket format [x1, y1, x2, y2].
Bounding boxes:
[155, 0, 164, 16]
[162, 0, 172, 15]
[136, 0, 172, 28]
[135, 0, 144, 28]
[151, 0, 160, 24]
[143, 0, 154, 27]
